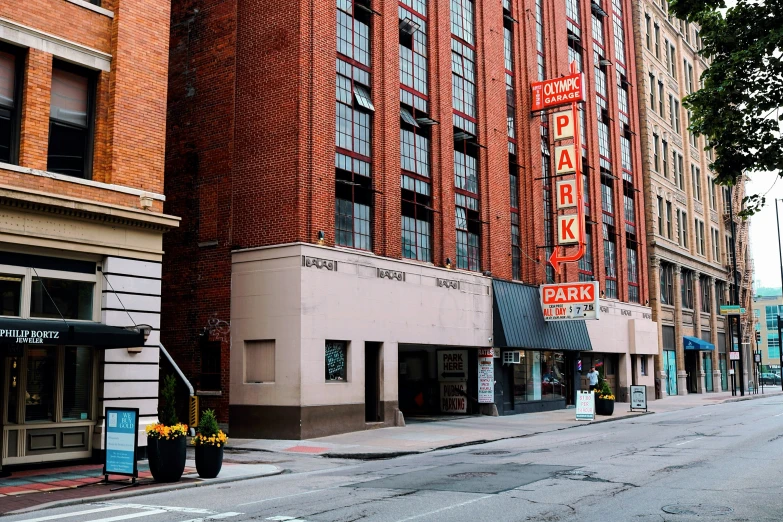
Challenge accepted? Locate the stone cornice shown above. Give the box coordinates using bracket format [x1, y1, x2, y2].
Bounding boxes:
[0, 185, 179, 232]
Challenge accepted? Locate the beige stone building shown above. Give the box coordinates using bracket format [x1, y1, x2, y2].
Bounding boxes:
[631, 0, 754, 395]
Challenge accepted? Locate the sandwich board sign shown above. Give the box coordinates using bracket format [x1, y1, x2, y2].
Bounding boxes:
[576, 390, 595, 421]
[630, 385, 647, 412]
[103, 407, 139, 482]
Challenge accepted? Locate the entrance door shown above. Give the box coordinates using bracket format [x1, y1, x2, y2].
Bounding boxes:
[719, 355, 728, 391]
[365, 342, 382, 422]
[685, 351, 698, 393]
[664, 350, 677, 396]
[703, 354, 713, 392]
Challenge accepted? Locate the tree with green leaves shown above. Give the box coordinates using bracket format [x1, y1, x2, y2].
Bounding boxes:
[669, 0, 783, 215]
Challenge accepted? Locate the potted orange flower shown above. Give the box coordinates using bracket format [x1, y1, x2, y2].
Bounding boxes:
[192, 409, 227, 478]
[146, 375, 188, 482]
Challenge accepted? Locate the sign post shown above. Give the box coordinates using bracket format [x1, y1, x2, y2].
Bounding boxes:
[575, 390, 595, 421]
[629, 385, 647, 412]
[103, 407, 140, 489]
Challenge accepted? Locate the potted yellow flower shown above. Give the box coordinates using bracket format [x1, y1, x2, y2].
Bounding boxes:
[146, 375, 188, 482]
[594, 379, 615, 416]
[192, 409, 227, 478]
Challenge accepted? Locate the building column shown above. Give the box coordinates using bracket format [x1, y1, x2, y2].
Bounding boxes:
[709, 276, 721, 392]
[692, 271, 706, 393]
[649, 256, 667, 397]
[673, 264, 688, 394]
[19, 49, 53, 171]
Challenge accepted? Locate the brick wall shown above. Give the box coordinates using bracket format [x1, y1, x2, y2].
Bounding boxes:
[2, 0, 170, 207]
[162, 0, 652, 423]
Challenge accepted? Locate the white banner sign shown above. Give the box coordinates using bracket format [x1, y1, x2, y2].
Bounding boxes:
[478, 348, 494, 404]
[438, 350, 468, 381]
[441, 382, 467, 413]
[576, 390, 595, 421]
[630, 385, 647, 411]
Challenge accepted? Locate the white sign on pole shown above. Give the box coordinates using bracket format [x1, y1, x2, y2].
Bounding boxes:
[576, 390, 595, 421]
[441, 382, 467, 413]
[555, 144, 577, 174]
[630, 385, 647, 412]
[553, 110, 575, 140]
[478, 348, 494, 404]
[556, 179, 578, 209]
[557, 215, 580, 245]
[729, 351, 740, 361]
[437, 350, 468, 381]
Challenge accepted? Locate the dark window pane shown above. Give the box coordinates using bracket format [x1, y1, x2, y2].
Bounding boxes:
[30, 277, 94, 320]
[25, 347, 57, 422]
[50, 67, 88, 127]
[63, 347, 92, 420]
[200, 340, 221, 391]
[0, 274, 22, 316]
[47, 121, 88, 178]
[0, 50, 17, 164]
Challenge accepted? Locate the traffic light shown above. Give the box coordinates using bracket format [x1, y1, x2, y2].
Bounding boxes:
[756, 330, 761, 343]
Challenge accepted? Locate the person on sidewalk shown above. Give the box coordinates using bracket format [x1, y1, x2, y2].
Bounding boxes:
[588, 367, 599, 391]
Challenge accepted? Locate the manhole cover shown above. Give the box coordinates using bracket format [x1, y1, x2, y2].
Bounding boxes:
[662, 504, 733, 516]
[448, 472, 497, 479]
[472, 450, 510, 455]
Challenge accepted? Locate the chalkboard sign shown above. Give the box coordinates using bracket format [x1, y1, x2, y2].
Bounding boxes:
[103, 407, 139, 478]
[325, 341, 347, 381]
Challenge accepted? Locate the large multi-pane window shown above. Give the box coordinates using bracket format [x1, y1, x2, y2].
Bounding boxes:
[336, 0, 374, 250]
[579, 225, 594, 282]
[645, 14, 651, 49]
[48, 62, 94, 179]
[695, 218, 705, 255]
[765, 305, 780, 329]
[657, 196, 664, 235]
[712, 227, 720, 260]
[603, 223, 617, 299]
[451, 40, 476, 134]
[653, 133, 660, 171]
[660, 262, 674, 305]
[668, 42, 677, 79]
[627, 245, 639, 303]
[691, 164, 702, 201]
[654, 23, 660, 58]
[662, 139, 669, 177]
[504, 2, 520, 279]
[700, 275, 711, 312]
[681, 269, 694, 309]
[0, 46, 21, 165]
[674, 151, 684, 189]
[450, 0, 474, 44]
[455, 194, 480, 271]
[658, 80, 664, 117]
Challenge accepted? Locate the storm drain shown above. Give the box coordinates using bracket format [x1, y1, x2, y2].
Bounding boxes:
[449, 472, 497, 479]
[662, 504, 733, 516]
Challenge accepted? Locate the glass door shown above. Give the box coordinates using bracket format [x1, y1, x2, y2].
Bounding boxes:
[719, 356, 728, 391]
[703, 353, 713, 392]
[664, 350, 677, 396]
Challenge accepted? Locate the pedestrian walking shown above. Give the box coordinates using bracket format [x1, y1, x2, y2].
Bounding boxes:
[587, 366, 599, 391]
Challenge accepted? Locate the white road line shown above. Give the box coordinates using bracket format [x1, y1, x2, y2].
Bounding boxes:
[178, 513, 243, 522]
[78, 510, 167, 522]
[14, 506, 130, 522]
[773, 412, 783, 417]
[104, 504, 215, 514]
[237, 486, 341, 507]
[675, 438, 703, 446]
[393, 495, 494, 522]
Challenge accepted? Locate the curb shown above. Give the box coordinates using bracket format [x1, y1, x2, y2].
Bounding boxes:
[5, 466, 285, 516]
[724, 390, 783, 403]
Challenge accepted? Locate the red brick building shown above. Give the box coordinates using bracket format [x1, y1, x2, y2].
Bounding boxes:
[163, 0, 656, 438]
[0, 0, 177, 465]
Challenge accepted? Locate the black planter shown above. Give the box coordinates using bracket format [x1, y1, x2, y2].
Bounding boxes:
[148, 436, 187, 482]
[195, 444, 224, 479]
[595, 398, 615, 416]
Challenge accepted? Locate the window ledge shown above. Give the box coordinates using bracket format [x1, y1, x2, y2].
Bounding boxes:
[0, 161, 165, 202]
[64, 0, 114, 18]
[196, 390, 222, 397]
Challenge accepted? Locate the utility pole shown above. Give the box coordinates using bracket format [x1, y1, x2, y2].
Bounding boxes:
[729, 186, 744, 396]
[777, 199, 783, 391]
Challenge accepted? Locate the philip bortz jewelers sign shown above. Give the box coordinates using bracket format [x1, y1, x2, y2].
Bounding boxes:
[0, 329, 61, 344]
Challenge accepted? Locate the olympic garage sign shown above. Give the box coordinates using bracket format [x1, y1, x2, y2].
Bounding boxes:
[530, 72, 584, 112]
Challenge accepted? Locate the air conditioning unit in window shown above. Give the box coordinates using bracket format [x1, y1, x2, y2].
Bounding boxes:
[503, 351, 521, 364]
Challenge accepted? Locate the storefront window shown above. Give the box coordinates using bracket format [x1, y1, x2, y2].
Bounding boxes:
[30, 278, 93, 320]
[0, 274, 22, 316]
[513, 351, 565, 402]
[6, 357, 19, 423]
[63, 347, 92, 420]
[325, 340, 348, 381]
[25, 347, 57, 422]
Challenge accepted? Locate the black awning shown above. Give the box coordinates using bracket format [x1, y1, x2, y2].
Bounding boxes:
[492, 279, 592, 352]
[0, 318, 144, 348]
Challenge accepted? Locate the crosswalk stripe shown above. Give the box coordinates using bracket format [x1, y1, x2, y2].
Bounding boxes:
[178, 513, 243, 522]
[14, 506, 130, 522]
[75, 509, 167, 522]
[104, 504, 215, 515]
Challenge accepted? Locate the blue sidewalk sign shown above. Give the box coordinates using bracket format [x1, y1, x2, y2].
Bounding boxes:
[103, 407, 139, 478]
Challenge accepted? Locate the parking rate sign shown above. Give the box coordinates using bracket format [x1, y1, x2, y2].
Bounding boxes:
[540, 281, 600, 321]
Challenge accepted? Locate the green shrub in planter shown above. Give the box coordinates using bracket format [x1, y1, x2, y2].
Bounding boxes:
[193, 409, 227, 478]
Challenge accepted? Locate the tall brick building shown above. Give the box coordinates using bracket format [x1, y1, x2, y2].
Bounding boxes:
[631, 0, 754, 396]
[0, 0, 176, 465]
[163, 0, 657, 439]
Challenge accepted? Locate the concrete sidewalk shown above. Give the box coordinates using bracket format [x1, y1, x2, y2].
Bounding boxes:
[229, 390, 783, 459]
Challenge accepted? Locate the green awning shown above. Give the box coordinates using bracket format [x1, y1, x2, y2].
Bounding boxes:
[0, 318, 144, 348]
[492, 279, 592, 351]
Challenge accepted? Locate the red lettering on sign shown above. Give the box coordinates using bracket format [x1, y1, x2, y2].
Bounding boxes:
[541, 282, 597, 305]
[559, 182, 574, 206]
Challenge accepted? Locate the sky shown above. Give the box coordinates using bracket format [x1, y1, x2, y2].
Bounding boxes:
[747, 173, 783, 289]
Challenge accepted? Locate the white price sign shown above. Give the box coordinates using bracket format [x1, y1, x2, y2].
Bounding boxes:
[541, 281, 600, 321]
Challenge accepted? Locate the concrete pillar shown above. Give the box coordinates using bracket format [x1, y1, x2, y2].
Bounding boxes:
[693, 271, 706, 393]
[709, 276, 721, 392]
[649, 256, 667, 397]
[673, 264, 688, 394]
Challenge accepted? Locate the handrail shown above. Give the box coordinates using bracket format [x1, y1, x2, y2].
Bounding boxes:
[156, 343, 197, 435]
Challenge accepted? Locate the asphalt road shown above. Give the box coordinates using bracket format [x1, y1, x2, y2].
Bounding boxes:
[7, 395, 783, 522]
